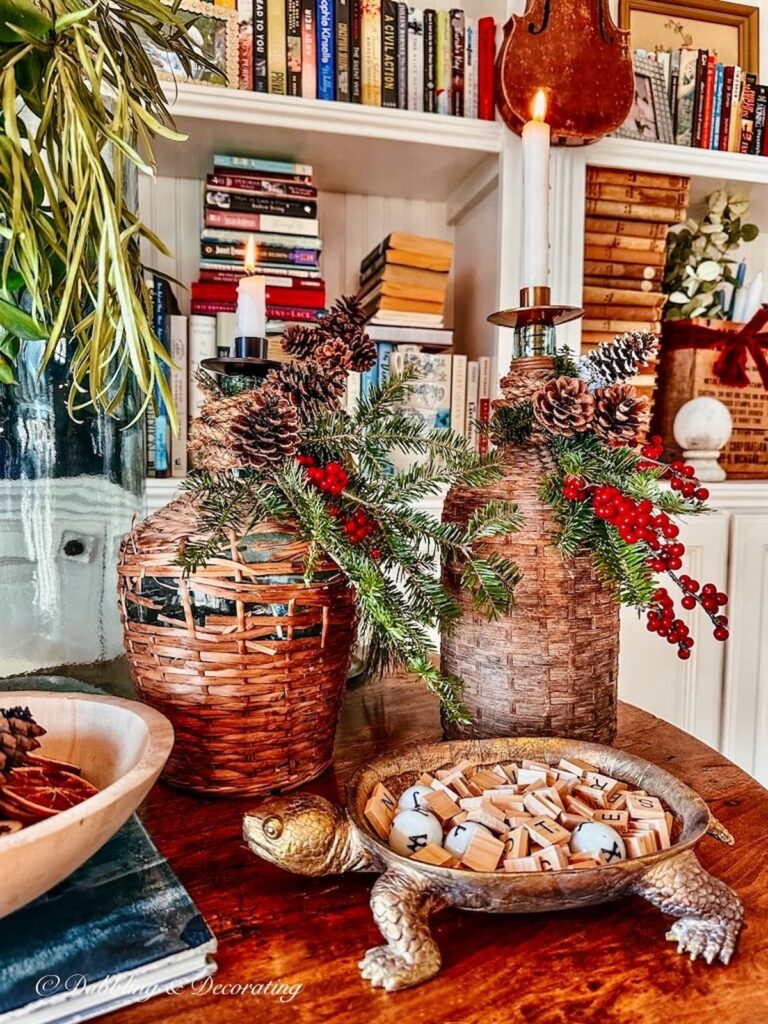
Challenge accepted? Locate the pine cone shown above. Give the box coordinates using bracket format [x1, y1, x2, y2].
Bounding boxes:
[0, 707, 45, 774]
[265, 359, 347, 421]
[532, 376, 595, 436]
[345, 329, 377, 372]
[499, 367, 554, 403]
[320, 294, 366, 335]
[579, 331, 658, 389]
[188, 387, 300, 471]
[592, 383, 648, 443]
[314, 335, 355, 370]
[282, 323, 319, 359]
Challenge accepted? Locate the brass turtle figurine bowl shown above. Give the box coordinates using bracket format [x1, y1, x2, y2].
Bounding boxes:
[243, 736, 743, 991]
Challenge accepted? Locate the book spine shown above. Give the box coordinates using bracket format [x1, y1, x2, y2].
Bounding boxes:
[584, 244, 665, 266]
[477, 16, 494, 120]
[360, 360, 378, 398]
[669, 50, 680, 133]
[253, 0, 268, 91]
[728, 66, 743, 151]
[266, 304, 325, 321]
[583, 260, 661, 280]
[406, 8, 423, 112]
[267, 0, 287, 93]
[584, 231, 666, 253]
[587, 168, 688, 189]
[207, 173, 317, 198]
[477, 355, 490, 454]
[336, 0, 351, 101]
[675, 48, 697, 146]
[189, 316, 218, 421]
[317, 0, 335, 99]
[193, 282, 326, 306]
[214, 154, 313, 178]
[238, 0, 254, 91]
[377, 341, 394, 385]
[206, 191, 317, 217]
[582, 318, 660, 333]
[450, 354, 467, 437]
[216, 311, 236, 357]
[152, 276, 170, 479]
[169, 315, 188, 478]
[200, 269, 325, 289]
[740, 73, 757, 153]
[204, 210, 319, 235]
[691, 49, 708, 147]
[584, 198, 685, 223]
[582, 286, 663, 307]
[201, 260, 321, 278]
[584, 183, 688, 206]
[202, 241, 320, 264]
[286, 0, 302, 95]
[382, 0, 398, 108]
[192, 300, 236, 315]
[423, 9, 436, 112]
[449, 9, 464, 116]
[710, 63, 724, 149]
[300, 0, 317, 98]
[361, 0, 382, 105]
[584, 216, 668, 239]
[350, 0, 362, 101]
[583, 275, 653, 293]
[700, 54, 716, 148]
[720, 65, 735, 150]
[465, 359, 479, 450]
[396, 2, 408, 109]
[464, 18, 477, 119]
[584, 303, 664, 320]
[435, 10, 450, 115]
[345, 369, 361, 413]
[754, 84, 768, 157]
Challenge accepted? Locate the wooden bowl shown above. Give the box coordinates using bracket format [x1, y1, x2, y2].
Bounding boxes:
[0, 692, 174, 918]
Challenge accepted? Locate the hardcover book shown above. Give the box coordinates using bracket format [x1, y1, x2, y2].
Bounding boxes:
[396, 2, 408, 109]
[205, 190, 317, 218]
[301, 0, 317, 97]
[286, 0, 302, 95]
[213, 154, 313, 180]
[674, 48, 698, 147]
[207, 173, 317, 199]
[382, 0, 398, 108]
[435, 10, 450, 115]
[406, 7, 424, 111]
[739, 73, 757, 153]
[477, 16, 495, 120]
[267, 0, 287, 93]
[336, 0, 351, 101]
[464, 17, 476, 118]
[204, 209, 320, 236]
[317, 0, 336, 99]
[0, 816, 216, 1024]
[237, 0, 254, 91]
[423, 8, 437, 112]
[449, 8, 464, 116]
[253, 0, 268, 91]
[350, 0, 362, 100]
[361, 0, 382, 104]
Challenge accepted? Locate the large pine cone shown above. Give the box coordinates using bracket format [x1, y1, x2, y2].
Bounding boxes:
[592, 383, 648, 443]
[532, 376, 595, 436]
[265, 359, 347, 421]
[580, 331, 658, 389]
[189, 387, 300, 471]
[282, 323, 318, 359]
[0, 707, 45, 775]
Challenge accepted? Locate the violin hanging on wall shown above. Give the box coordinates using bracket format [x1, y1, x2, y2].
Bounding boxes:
[495, 0, 636, 144]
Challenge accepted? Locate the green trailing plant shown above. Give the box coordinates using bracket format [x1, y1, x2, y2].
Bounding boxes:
[180, 298, 523, 723]
[664, 189, 759, 321]
[0, 0, 211, 417]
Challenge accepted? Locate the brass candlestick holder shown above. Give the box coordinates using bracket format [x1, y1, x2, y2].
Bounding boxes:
[488, 286, 583, 359]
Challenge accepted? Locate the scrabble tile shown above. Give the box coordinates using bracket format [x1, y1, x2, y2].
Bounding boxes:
[517, 767, 549, 786]
[564, 794, 596, 818]
[410, 843, 457, 867]
[430, 778, 461, 800]
[558, 756, 599, 776]
[469, 769, 509, 792]
[573, 785, 609, 809]
[624, 831, 658, 857]
[502, 856, 541, 872]
[625, 793, 666, 820]
[538, 786, 565, 810]
[505, 826, 529, 859]
[521, 759, 550, 772]
[532, 845, 569, 871]
[450, 811, 468, 826]
[591, 809, 629, 834]
[554, 769, 580, 784]
[467, 808, 509, 834]
[364, 781, 397, 840]
[559, 812, 590, 830]
[523, 792, 560, 819]
[525, 815, 571, 847]
[498, 762, 519, 781]
[423, 788, 461, 824]
[604, 789, 628, 810]
[460, 829, 505, 871]
[477, 798, 507, 820]
[490, 764, 509, 781]
[459, 796, 484, 811]
[506, 814, 534, 827]
[417, 773, 435, 787]
[522, 778, 547, 795]
[583, 772, 623, 797]
[488, 794, 525, 814]
[567, 857, 602, 870]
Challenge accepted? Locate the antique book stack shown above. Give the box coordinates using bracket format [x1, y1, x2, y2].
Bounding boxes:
[358, 232, 453, 327]
[581, 166, 690, 407]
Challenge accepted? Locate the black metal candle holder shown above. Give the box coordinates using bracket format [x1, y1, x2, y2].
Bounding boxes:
[200, 336, 280, 389]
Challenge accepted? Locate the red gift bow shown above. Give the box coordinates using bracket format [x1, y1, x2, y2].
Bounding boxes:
[666, 307, 768, 390]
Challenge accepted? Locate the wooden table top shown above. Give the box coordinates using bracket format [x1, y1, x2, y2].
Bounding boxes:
[111, 673, 768, 1024]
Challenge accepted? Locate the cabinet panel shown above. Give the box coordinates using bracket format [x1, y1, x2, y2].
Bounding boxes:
[721, 514, 768, 785]
[618, 511, 729, 748]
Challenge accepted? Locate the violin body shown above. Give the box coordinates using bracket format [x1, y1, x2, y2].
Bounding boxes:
[495, 0, 636, 144]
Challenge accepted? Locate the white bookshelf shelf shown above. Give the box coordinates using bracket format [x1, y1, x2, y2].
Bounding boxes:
[586, 136, 768, 187]
[155, 84, 503, 201]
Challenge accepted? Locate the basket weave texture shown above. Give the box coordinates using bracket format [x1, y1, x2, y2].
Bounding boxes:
[117, 495, 357, 796]
[441, 365, 620, 744]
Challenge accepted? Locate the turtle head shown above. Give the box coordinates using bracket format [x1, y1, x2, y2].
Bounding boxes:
[243, 794, 354, 876]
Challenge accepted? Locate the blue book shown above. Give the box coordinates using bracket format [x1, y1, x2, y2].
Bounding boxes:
[360, 361, 378, 398]
[317, 0, 336, 100]
[212, 154, 313, 179]
[711, 64, 724, 149]
[376, 342, 394, 386]
[0, 816, 216, 1023]
[152, 275, 170, 478]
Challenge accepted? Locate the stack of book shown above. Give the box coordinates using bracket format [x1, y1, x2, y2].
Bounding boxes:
[581, 166, 690, 405]
[191, 153, 327, 343]
[637, 47, 768, 155]
[145, 275, 189, 479]
[236, 1, 496, 119]
[357, 232, 454, 327]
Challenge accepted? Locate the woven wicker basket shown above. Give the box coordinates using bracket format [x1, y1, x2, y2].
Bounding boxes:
[117, 494, 357, 796]
[441, 360, 620, 744]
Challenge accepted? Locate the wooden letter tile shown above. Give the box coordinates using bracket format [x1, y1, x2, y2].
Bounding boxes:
[423, 788, 461, 824]
[467, 808, 508, 834]
[410, 843, 457, 867]
[505, 826, 529, 859]
[625, 794, 666, 820]
[460, 829, 505, 871]
[502, 856, 541, 872]
[525, 815, 571, 848]
[532, 845, 569, 871]
[591, 810, 629, 834]
[364, 781, 397, 840]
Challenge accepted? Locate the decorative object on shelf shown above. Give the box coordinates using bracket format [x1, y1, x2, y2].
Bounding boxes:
[443, 287, 731, 741]
[143, 0, 238, 87]
[673, 396, 733, 481]
[653, 309, 768, 478]
[495, 0, 635, 143]
[243, 736, 743, 991]
[613, 56, 674, 143]
[0, 0, 205, 675]
[619, 0, 759, 75]
[664, 191, 759, 322]
[118, 295, 522, 793]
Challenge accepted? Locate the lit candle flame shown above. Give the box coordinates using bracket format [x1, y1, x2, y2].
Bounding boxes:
[532, 90, 547, 123]
[244, 234, 257, 274]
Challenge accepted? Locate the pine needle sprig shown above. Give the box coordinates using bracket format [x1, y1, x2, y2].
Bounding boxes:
[490, 401, 535, 446]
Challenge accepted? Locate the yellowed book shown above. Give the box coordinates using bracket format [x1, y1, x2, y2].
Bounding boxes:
[267, 0, 287, 94]
[584, 245, 666, 266]
[583, 276, 654, 293]
[582, 318, 661, 334]
[361, 0, 382, 105]
[585, 199, 687, 224]
[583, 286, 665, 307]
[584, 232, 666, 253]
[585, 217, 670, 240]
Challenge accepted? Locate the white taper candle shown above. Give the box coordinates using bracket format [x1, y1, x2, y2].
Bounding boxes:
[522, 90, 551, 289]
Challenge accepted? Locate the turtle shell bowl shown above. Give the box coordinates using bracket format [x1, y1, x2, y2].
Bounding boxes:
[0, 692, 174, 919]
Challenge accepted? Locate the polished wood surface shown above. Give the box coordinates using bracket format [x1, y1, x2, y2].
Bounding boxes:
[111, 673, 768, 1024]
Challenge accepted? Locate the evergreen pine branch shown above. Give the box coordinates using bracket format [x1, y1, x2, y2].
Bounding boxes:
[460, 552, 521, 618]
[490, 401, 534, 446]
[552, 344, 578, 378]
[464, 500, 523, 541]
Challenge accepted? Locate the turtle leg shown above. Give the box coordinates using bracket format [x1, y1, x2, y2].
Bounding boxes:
[359, 870, 446, 991]
[631, 849, 744, 965]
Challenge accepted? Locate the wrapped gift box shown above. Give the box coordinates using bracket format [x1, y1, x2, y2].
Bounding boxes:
[652, 312, 768, 479]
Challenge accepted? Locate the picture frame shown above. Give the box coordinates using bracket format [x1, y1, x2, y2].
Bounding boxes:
[614, 57, 676, 144]
[143, 0, 238, 88]
[618, 0, 759, 74]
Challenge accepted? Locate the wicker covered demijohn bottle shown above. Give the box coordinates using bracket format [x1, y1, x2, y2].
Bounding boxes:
[441, 290, 620, 743]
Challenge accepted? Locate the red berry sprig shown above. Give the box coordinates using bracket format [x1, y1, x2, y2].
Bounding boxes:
[637, 436, 710, 503]
[297, 454, 382, 558]
[645, 586, 694, 660]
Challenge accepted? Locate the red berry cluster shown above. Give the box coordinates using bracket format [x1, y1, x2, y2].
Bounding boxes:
[297, 454, 382, 558]
[589, 485, 683, 570]
[637, 436, 710, 502]
[646, 578, 729, 659]
[646, 587, 694, 659]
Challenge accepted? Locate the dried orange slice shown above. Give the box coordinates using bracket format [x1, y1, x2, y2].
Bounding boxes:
[27, 753, 82, 776]
[0, 768, 98, 818]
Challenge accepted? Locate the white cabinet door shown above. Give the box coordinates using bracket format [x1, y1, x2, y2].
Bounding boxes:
[618, 510, 730, 748]
[721, 513, 768, 785]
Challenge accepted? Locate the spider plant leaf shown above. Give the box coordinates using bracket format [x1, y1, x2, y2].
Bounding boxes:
[0, 0, 52, 42]
[0, 353, 16, 384]
[54, 4, 98, 33]
[0, 297, 47, 340]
